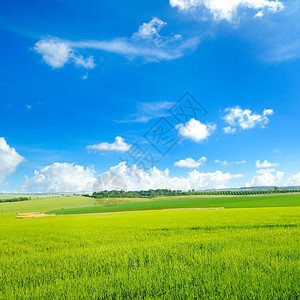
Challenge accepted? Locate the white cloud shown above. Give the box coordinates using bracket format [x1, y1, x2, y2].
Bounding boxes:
[34, 18, 199, 68]
[34, 37, 96, 69]
[253, 2, 300, 64]
[87, 137, 131, 152]
[247, 168, 284, 187]
[34, 38, 72, 68]
[117, 101, 174, 123]
[170, 0, 284, 22]
[176, 118, 216, 142]
[94, 161, 243, 191]
[215, 159, 247, 166]
[132, 17, 167, 40]
[73, 36, 199, 62]
[263, 109, 274, 116]
[72, 54, 96, 69]
[223, 126, 237, 134]
[256, 160, 279, 168]
[223, 106, 274, 132]
[0, 138, 24, 183]
[174, 156, 207, 168]
[254, 10, 264, 18]
[215, 159, 230, 166]
[23, 162, 96, 193]
[287, 173, 300, 186]
[269, 39, 300, 63]
[21, 160, 244, 192]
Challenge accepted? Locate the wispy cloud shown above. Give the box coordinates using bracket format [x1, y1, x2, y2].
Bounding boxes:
[116, 101, 174, 123]
[34, 17, 200, 69]
[252, 2, 300, 63]
[268, 38, 300, 63]
[215, 159, 247, 166]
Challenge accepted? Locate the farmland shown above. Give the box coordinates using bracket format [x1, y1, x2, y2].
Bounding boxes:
[51, 194, 300, 215]
[0, 195, 90, 214]
[0, 194, 62, 200]
[0, 194, 299, 299]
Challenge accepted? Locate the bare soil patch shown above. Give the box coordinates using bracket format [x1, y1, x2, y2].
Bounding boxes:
[16, 212, 55, 218]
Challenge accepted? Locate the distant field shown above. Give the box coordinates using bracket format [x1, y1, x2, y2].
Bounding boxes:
[1, 194, 300, 216]
[0, 206, 299, 299]
[0, 194, 62, 200]
[50, 194, 300, 215]
[0, 196, 91, 214]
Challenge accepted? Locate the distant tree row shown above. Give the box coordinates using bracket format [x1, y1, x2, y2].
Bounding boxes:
[84, 188, 300, 199]
[0, 197, 30, 203]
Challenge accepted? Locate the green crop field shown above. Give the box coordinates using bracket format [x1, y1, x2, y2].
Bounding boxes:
[51, 194, 300, 215]
[0, 195, 91, 214]
[0, 194, 299, 299]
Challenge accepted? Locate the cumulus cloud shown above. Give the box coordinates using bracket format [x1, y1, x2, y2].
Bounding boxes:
[215, 159, 247, 166]
[0, 138, 24, 183]
[256, 160, 279, 168]
[21, 160, 244, 192]
[287, 173, 300, 186]
[174, 156, 207, 168]
[23, 162, 96, 193]
[170, 0, 284, 22]
[34, 37, 95, 69]
[223, 106, 274, 133]
[94, 161, 243, 191]
[247, 168, 284, 187]
[34, 18, 200, 68]
[87, 137, 131, 152]
[132, 17, 168, 40]
[176, 118, 216, 142]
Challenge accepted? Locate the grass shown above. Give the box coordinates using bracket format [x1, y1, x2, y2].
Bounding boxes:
[50, 194, 300, 215]
[0, 206, 299, 299]
[0, 194, 61, 200]
[0, 196, 91, 214]
[1, 193, 299, 216]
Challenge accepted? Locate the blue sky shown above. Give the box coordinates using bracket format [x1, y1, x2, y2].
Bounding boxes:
[1, 0, 300, 192]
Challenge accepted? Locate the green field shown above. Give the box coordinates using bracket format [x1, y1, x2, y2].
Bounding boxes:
[0, 194, 62, 200]
[0, 194, 299, 299]
[0, 195, 91, 214]
[50, 194, 300, 215]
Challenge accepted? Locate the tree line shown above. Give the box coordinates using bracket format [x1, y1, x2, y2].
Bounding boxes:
[0, 197, 30, 203]
[85, 188, 300, 199]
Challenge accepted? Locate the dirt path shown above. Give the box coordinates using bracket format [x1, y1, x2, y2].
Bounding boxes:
[16, 212, 55, 218]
